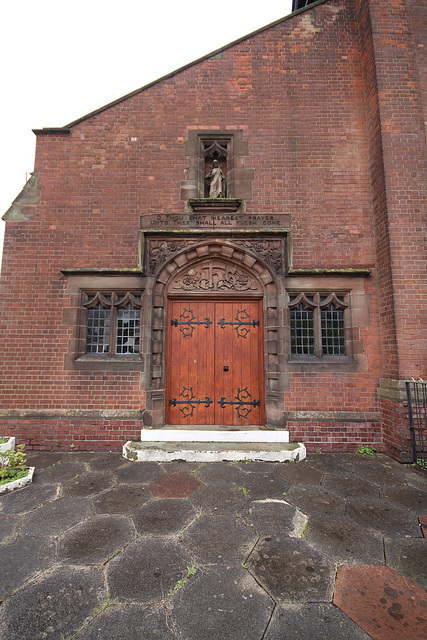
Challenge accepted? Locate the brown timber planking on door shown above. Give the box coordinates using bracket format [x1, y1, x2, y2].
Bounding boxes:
[167, 299, 264, 426]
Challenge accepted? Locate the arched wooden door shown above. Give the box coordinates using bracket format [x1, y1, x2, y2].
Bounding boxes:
[166, 298, 264, 426]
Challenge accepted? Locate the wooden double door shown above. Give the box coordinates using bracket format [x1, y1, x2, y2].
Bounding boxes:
[166, 299, 264, 426]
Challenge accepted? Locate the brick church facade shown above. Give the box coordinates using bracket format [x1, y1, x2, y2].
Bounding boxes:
[1, 0, 425, 461]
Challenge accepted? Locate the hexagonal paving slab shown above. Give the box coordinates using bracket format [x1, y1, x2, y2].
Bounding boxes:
[274, 462, 325, 486]
[334, 565, 427, 640]
[148, 472, 203, 499]
[77, 603, 176, 640]
[304, 514, 384, 564]
[384, 537, 427, 590]
[264, 603, 372, 639]
[233, 472, 289, 501]
[0, 482, 59, 514]
[0, 513, 20, 543]
[0, 536, 55, 599]
[0, 566, 105, 640]
[247, 535, 335, 603]
[21, 497, 93, 536]
[284, 485, 347, 516]
[94, 485, 152, 514]
[87, 453, 127, 472]
[188, 483, 249, 514]
[322, 474, 380, 500]
[245, 499, 306, 537]
[347, 498, 422, 537]
[34, 460, 87, 484]
[380, 485, 427, 513]
[195, 462, 246, 485]
[115, 462, 163, 485]
[169, 564, 274, 640]
[62, 472, 114, 497]
[182, 513, 257, 564]
[107, 537, 190, 603]
[58, 514, 135, 565]
[133, 498, 196, 536]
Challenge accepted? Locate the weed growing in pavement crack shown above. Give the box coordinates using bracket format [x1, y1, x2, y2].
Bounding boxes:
[169, 566, 196, 597]
[233, 482, 250, 497]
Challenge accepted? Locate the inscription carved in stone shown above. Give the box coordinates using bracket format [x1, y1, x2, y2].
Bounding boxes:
[171, 261, 260, 293]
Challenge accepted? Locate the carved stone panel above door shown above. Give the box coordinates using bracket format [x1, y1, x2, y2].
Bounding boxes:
[170, 260, 262, 294]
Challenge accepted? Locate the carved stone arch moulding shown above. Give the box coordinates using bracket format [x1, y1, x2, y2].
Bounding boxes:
[143, 240, 287, 430]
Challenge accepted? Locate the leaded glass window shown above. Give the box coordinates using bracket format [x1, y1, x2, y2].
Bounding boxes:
[85, 304, 110, 353]
[116, 304, 140, 354]
[288, 292, 348, 359]
[321, 304, 346, 355]
[82, 292, 142, 357]
[290, 303, 314, 355]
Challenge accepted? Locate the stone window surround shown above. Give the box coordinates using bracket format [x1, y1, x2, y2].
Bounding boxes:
[63, 275, 145, 372]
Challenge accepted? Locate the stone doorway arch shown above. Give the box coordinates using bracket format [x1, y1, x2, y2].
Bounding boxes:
[141, 237, 286, 430]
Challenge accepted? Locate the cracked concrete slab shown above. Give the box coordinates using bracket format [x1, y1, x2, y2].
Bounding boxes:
[244, 499, 306, 537]
[181, 513, 257, 564]
[304, 514, 384, 564]
[107, 537, 190, 603]
[58, 514, 135, 565]
[0, 482, 59, 514]
[264, 603, 372, 639]
[132, 498, 196, 536]
[0, 536, 55, 600]
[247, 535, 335, 603]
[94, 484, 152, 514]
[169, 564, 274, 640]
[0, 566, 105, 640]
[76, 603, 176, 640]
[21, 497, 93, 536]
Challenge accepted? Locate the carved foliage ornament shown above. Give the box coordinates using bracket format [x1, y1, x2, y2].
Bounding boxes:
[171, 261, 260, 293]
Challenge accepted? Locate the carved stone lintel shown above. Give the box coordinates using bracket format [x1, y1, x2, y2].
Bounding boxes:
[145, 236, 285, 276]
[171, 260, 261, 293]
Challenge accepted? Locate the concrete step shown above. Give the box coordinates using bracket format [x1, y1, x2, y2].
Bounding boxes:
[123, 440, 306, 463]
[140, 428, 290, 443]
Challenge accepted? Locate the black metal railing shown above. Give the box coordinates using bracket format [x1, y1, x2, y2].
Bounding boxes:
[406, 381, 427, 471]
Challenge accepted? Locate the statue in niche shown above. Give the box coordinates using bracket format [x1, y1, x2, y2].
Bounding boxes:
[206, 159, 226, 198]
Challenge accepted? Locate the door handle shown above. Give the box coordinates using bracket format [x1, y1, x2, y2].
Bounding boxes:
[223, 366, 229, 372]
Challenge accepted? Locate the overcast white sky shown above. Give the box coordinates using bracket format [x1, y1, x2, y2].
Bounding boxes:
[0, 1, 293, 267]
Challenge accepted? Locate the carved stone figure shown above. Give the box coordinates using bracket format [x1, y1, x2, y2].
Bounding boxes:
[206, 160, 226, 198]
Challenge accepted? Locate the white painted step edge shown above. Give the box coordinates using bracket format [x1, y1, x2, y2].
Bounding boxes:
[140, 429, 290, 443]
[123, 442, 306, 463]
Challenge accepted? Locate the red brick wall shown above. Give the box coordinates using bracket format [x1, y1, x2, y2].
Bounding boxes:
[288, 421, 383, 454]
[0, 0, 425, 452]
[0, 419, 141, 451]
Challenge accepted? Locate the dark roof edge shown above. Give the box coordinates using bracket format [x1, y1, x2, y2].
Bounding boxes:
[33, 0, 330, 134]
